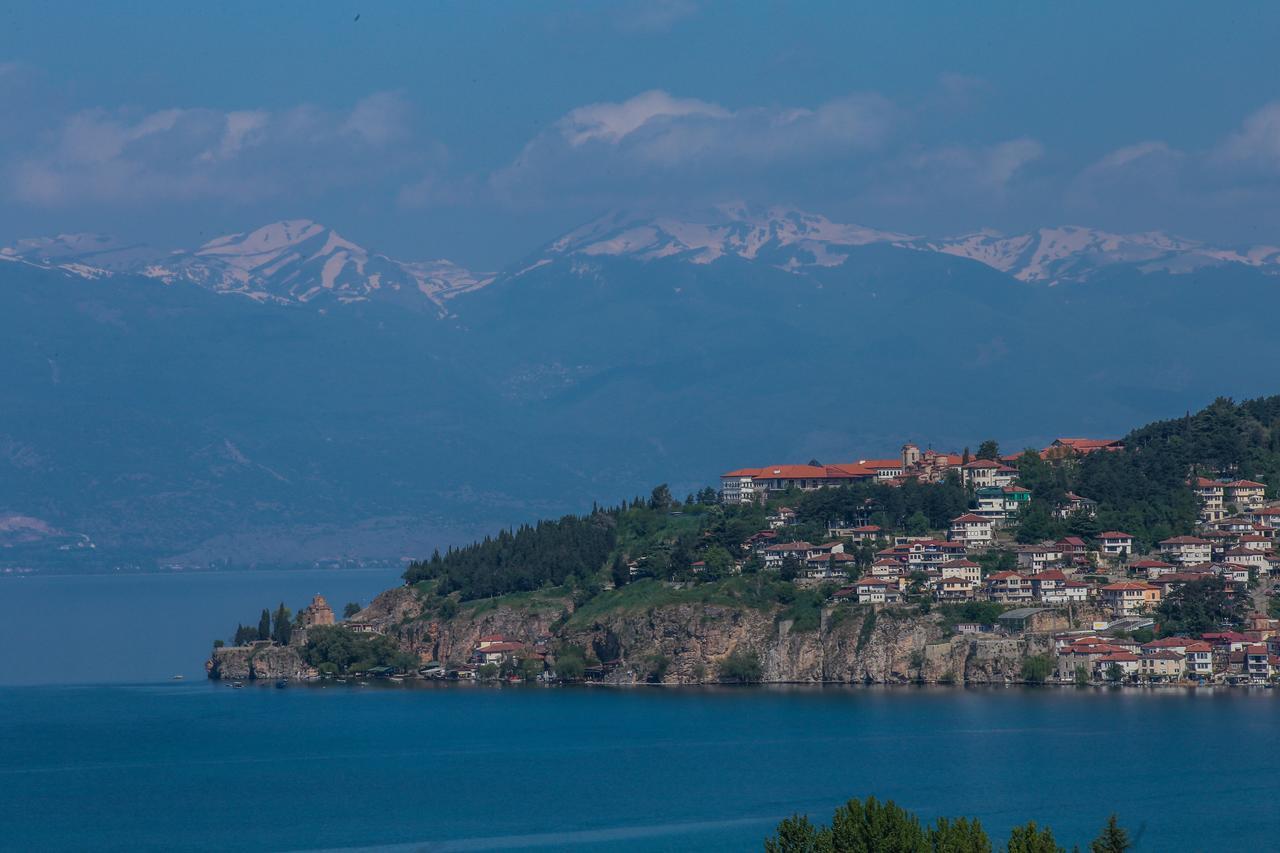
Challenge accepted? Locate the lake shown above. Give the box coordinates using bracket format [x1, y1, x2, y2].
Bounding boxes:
[2, 572, 1279, 851]
[0, 568, 403, 685]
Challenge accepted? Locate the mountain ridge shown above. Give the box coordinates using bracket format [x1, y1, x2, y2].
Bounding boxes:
[7, 208, 1280, 309]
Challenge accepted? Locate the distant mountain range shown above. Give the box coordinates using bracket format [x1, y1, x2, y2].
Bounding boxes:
[1, 220, 492, 311]
[3, 206, 1280, 571]
[6, 206, 1280, 308]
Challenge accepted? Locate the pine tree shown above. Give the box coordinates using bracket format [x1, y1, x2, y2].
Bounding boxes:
[257, 609, 271, 642]
[1089, 815, 1130, 853]
[272, 602, 292, 645]
[763, 814, 824, 852]
[1006, 821, 1063, 853]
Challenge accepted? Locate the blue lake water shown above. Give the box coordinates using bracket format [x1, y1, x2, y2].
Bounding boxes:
[2, 572, 1279, 851]
[0, 568, 402, 685]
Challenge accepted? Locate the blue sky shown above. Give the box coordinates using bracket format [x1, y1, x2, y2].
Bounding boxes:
[3, 1, 1280, 267]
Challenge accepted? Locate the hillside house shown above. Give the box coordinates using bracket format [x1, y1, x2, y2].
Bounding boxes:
[960, 459, 1018, 489]
[1055, 492, 1098, 519]
[950, 513, 994, 546]
[976, 486, 1032, 524]
[1159, 536, 1212, 565]
[1094, 651, 1141, 679]
[766, 507, 797, 529]
[985, 571, 1032, 603]
[936, 575, 978, 601]
[1194, 478, 1227, 522]
[936, 558, 982, 585]
[1100, 581, 1161, 617]
[1130, 559, 1176, 579]
[1098, 531, 1135, 560]
[1029, 570, 1088, 604]
[1016, 545, 1064, 573]
[1042, 438, 1124, 459]
[1139, 651, 1186, 681]
[1226, 480, 1267, 510]
[854, 577, 901, 604]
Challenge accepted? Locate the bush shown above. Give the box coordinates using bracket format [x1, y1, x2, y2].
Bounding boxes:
[718, 648, 762, 683]
[555, 652, 586, 681]
[1021, 654, 1054, 684]
[647, 654, 671, 683]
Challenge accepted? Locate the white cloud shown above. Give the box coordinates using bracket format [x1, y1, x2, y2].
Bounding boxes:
[1213, 101, 1280, 172]
[559, 90, 727, 146]
[10, 93, 425, 207]
[492, 89, 895, 205]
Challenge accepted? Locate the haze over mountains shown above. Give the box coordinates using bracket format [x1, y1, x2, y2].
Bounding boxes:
[4, 205, 1280, 570]
[7, 206, 1280, 301]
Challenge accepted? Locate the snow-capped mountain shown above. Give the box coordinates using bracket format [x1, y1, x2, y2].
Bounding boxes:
[521, 206, 1280, 285]
[1, 220, 493, 311]
[540, 204, 914, 271]
[919, 226, 1280, 283]
[8, 210, 1280, 300]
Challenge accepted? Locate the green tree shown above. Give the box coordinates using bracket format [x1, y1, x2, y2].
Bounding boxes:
[1021, 654, 1054, 684]
[1073, 665, 1090, 686]
[519, 656, 543, 681]
[1105, 662, 1123, 683]
[827, 796, 927, 851]
[555, 649, 586, 681]
[906, 510, 930, 536]
[649, 484, 674, 510]
[343, 602, 361, 619]
[271, 602, 292, 645]
[930, 817, 991, 852]
[1156, 575, 1246, 636]
[647, 653, 671, 683]
[779, 555, 803, 582]
[1006, 821, 1063, 853]
[610, 553, 631, 588]
[718, 648, 762, 683]
[477, 662, 499, 680]
[976, 440, 1001, 461]
[1089, 815, 1130, 853]
[764, 814, 826, 853]
[257, 609, 271, 642]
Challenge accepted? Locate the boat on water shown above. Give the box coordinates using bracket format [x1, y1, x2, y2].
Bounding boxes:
[171, 675, 184, 680]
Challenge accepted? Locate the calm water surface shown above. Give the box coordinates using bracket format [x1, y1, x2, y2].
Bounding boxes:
[0, 568, 402, 685]
[2, 573, 1279, 851]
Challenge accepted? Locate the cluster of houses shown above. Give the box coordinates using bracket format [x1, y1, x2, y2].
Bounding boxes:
[720, 437, 1120, 505]
[723, 437, 1280, 622]
[1052, 614, 1280, 685]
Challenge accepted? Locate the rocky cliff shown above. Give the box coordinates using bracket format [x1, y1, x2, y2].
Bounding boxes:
[345, 584, 1055, 685]
[206, 642, 317, 681]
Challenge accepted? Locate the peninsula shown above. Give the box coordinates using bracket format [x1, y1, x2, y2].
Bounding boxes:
[208, 395, 1280, 687]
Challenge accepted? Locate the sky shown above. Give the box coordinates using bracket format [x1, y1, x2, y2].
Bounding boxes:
[3, 1, 1280, 268]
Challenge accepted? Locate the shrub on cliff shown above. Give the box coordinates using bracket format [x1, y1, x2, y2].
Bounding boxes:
[302, 626, 415, 675]
[718, 648, 762, 683]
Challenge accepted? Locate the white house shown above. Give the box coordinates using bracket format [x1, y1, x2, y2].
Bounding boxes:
[949, 513, 994, 546]
[1098, 531, 1135, 559]
[1159, 536, 1212, 565]
[854, 577, 901, 604]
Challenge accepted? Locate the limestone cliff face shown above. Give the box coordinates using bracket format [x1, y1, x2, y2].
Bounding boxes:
[353, 583, 1055, 685]
[555, 604, 1052, 685]
[206, 643, 316, 681]
[358, 586, 571, 665]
